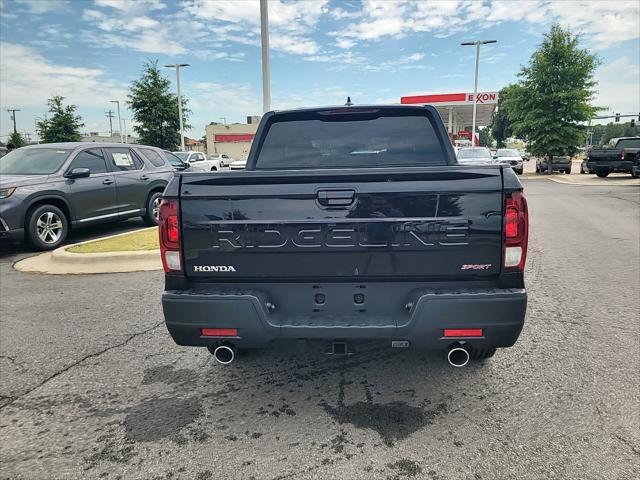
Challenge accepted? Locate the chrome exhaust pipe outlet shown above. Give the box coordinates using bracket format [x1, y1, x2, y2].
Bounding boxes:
[213, 343, 237, 365]
[447, 344, 470, 368]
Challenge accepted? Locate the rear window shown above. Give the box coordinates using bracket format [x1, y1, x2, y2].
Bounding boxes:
[139, 148, 166, 167]
[255, 112, 447, 169]
[457, 148, 491, 159]
[616, 138, 640, 149]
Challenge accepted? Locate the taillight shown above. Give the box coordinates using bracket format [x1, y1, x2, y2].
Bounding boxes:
[158, 199, 182, 274]
[620, 149, 626, 160]
[503, 190, 528, 272]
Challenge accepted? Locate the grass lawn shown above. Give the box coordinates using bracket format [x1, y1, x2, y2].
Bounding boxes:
[67, 228, 159, 253]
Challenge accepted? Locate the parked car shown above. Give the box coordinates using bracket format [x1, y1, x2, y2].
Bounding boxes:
[0, 143, 174, 250]
[536, 155, 572, 174]
[229, 159, 247, 170]
[172, 151, 220, 171]
[519, 150, 530, 162]
[208, 153, 234, 168]
[455, 147, 494, 165]
[160, 105, 529, 367]
[586, 137, 640, 177]
[493, 148, 524, 174]
[164, 151, 206, 172]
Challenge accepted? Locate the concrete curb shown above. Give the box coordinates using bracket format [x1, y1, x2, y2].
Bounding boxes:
[14, 228, 162, 275]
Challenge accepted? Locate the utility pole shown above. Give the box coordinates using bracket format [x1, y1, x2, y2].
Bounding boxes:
[260, 0, 271, 113]
[110, 100, 124, 143]
[461, 40, 497, 146]
[164, 63, 190, 151]
[105, 110, 115, 137]
[122, 119, 128, 142]
[7, 108, 20, 134]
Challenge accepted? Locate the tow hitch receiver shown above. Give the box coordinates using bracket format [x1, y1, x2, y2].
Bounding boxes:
[328, 341, 352, 356]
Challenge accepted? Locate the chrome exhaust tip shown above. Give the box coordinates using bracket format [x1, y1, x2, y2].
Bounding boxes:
[213, 344, 236, 364]
[447, 345, 470, 368]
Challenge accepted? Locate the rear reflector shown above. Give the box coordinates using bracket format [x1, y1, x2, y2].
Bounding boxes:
[443, 328, 483, 337]
[201, 328, 238, 337]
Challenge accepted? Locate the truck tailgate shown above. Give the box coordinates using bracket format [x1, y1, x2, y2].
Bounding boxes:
[179, 167, 504, 280]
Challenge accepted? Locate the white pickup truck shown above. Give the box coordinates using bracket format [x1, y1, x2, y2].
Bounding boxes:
[172, 151, 224, 171]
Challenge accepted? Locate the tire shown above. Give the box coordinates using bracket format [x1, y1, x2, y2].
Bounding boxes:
[143, 191, 163, 226]
[515, 168, 523, 175]
[211, 166, 217, 171]
[580, 165, 586, 174]
[596, 170, 609, 178]
[631, 168, 639, 179]
[565, 168, 571, 174]
[471, 347, 497, 360]
[26, 204, 68, 251]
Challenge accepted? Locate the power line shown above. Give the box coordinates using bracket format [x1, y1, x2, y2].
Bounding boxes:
[105, 110, 115, 137]
[6, 108, 20, 134]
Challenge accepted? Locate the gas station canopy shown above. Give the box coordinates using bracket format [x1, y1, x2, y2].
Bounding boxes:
[400, 92, 499, 134]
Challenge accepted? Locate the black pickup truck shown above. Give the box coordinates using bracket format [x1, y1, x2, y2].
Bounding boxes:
[160, 105, 529, 367]
[586, 137, 640, 177]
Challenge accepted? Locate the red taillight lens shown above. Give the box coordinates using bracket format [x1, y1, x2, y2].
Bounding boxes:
[167, 215, 179, 244]
[505, 207, 518, 238]
[443, 328, 483, 337]
[158, 199, 182, 274]
[201, 328, 238, 337]
[503, 191, 529, 272]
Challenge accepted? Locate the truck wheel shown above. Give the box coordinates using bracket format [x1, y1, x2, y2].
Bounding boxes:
[143, 191, 163, 226]
[26, 204, 68, 251]
[596, 170, 609, 178]
[631, 169, 639, 178]
[565, 168, 571, 174]
[211, 166, 218, 171]
[472, 348, 496, 360]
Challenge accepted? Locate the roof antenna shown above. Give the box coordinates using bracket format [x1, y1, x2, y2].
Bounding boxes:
[345, 96, 353, 106]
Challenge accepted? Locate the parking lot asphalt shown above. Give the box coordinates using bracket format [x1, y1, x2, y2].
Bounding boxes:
[1, 180, 639, 480]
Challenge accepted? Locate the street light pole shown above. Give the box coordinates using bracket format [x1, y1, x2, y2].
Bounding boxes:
[260, 0, 271, 113]
[122, 119, 128, 143]
[461, 40, 496, 146]
[220, 117, 227, 125]
[110, 100, 124, 143]
[164, 63, 190, 151]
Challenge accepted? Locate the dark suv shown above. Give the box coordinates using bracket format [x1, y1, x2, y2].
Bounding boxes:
[0, 143, 175, 250]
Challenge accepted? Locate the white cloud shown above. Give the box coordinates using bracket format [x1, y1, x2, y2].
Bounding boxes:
[183, 0, 329, 56]
[82, 8, 187, 55]
[593, 56, 640, 114]
[331, 0, 640, 50]
[14, 0, 68, 13]
[0, 42, 126, 108]
[328, 7, 361, 20]
[94, 0, 166, 15]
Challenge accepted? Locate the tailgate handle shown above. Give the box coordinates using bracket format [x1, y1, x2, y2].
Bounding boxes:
[317, 189, 356, 207]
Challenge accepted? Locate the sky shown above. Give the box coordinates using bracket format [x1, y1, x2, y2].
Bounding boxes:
[0, 0, 639, 141]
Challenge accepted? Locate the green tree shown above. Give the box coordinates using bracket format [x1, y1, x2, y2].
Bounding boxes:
[478, 127, 494, 147]
[491, 84, 518, 147]
[127, 60, 190, 150]
[8, 131, 27, 148]
[506, 24, 601, 161]
[37, 96, 84, 143]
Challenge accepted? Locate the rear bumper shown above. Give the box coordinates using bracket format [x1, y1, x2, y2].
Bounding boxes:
[586, 160, 633, 172]
[162, 285, 527, 351]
